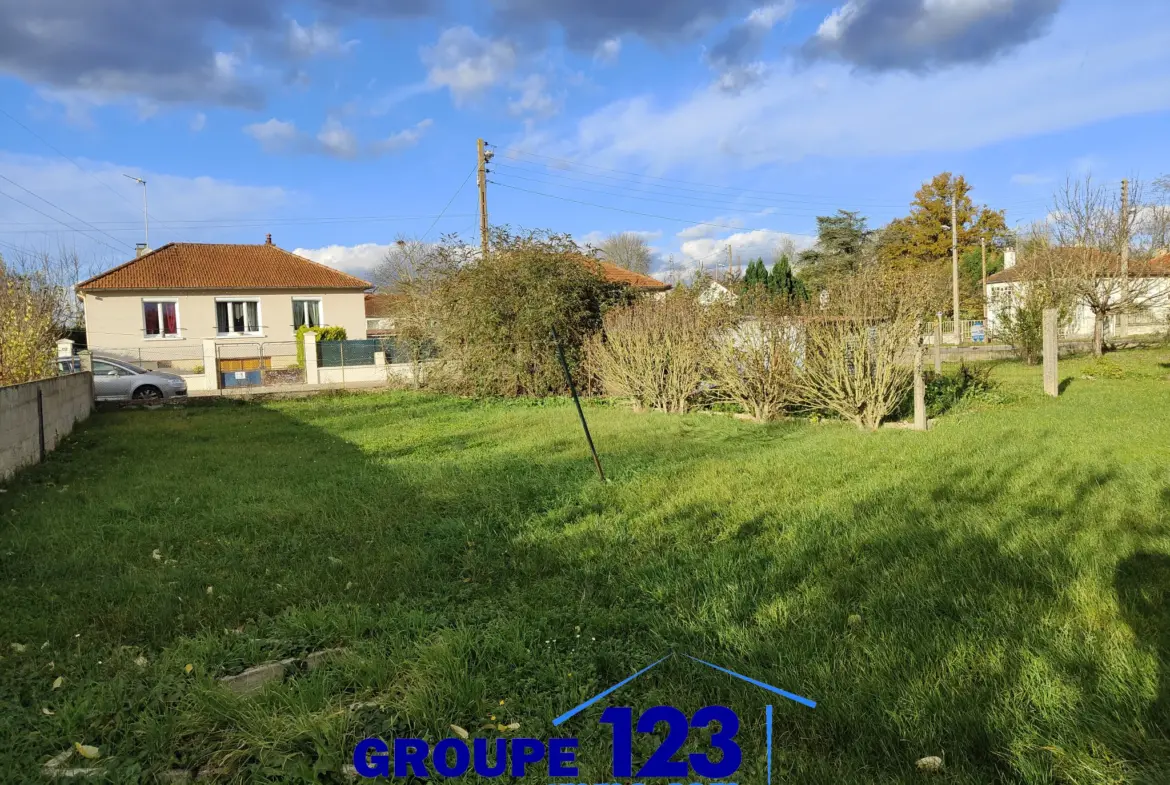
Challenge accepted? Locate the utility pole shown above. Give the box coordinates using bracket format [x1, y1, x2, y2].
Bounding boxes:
[726, 245, 732, 284]
[951, 180, 960, 344]
[981, 238, 988, 324]
[477, 138, 491, 259]
[1119, 178, 1130, 338]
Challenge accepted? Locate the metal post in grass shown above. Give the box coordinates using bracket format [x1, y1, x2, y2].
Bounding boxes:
[1043, 308, 1059, 397]
[934, 312, 943, 373]
[914, 320, 928, 431]
[550, 325, 606, 482]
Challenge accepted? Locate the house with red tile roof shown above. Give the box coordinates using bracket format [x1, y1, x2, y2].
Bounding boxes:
[984, 249, 1170, 338]
[77, 236, 372, 351]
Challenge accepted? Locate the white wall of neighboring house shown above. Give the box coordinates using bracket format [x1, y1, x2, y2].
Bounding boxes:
[985, 278, 1170, 338]
[82, 289, 369, 352]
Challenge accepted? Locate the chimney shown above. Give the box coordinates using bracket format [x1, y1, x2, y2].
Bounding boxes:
[135, 243, 150, 258]
[265, 233, 273, 245]
[1003, 248, 1016, 270]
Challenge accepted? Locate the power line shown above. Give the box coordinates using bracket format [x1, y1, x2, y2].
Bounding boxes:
[0, 213, 479, 235]
[0, 173, 132, 250]
[491, 167, 832, 219]
[422, 165, 478, 242]
[489, 180, 790, 234]
[0, 189, 128, 255]
[490, 159, 910, 212]
[0, 107, 167, 226]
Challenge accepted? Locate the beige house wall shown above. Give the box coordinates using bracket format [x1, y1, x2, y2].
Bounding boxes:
[82, 289, 368, 352]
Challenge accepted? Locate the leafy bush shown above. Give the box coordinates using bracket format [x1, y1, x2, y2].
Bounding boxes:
[1081, 357, 1126, 379]
[435, 228, 631, 397]
[295, 325, 346, 367]
[895, 363, 995, 420]
[587, 292, 719, 413]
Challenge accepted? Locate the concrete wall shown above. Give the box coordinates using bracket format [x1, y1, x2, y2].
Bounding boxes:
[0, 373, 93, 482]
[82, 289, 368, 352]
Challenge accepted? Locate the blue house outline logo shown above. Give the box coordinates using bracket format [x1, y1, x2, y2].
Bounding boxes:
[551, 653, 816, 784]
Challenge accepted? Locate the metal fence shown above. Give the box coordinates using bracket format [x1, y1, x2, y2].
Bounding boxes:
[924, 319, 990, 345]
[317, 338, 438, 367]
[90, 344, 205, 375]
[215, 341, 305, 389]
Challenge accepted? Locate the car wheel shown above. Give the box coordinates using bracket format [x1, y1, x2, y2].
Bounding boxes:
[132, 385, 163, 400]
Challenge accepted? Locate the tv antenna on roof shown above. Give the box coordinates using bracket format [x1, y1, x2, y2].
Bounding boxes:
[122, 174, 149, 250]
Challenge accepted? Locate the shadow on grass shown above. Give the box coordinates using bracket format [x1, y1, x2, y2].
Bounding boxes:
[1117, 553, 1170, 733]
[3, 393, 1170, 783]
[1059, 377, 1074, 393]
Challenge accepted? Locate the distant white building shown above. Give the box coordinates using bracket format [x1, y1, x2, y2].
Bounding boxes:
[697, 279, 738, 307]
[984, 249, 1170, 338]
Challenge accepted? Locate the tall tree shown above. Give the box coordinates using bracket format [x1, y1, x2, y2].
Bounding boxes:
[598, 232, 653, 275]
[798, 210, 872, 288]
[768, 255, 795, 299]
[877, 172, 1007, 270]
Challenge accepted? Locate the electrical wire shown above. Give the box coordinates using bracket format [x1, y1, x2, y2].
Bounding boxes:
[490, 167, 832, 219]
[421, 165, 478, 242]
[488, 180, 789, 234]
[0, 174, 132, 250]
[0, 107, 168, 226]
[0, 189, 128, 255]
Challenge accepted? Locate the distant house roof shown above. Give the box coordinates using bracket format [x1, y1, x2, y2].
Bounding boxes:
[365, 293, 406, 318]
[593, 260, 671, 292]
[986, 251, 1170, 285]
[77, 240, 372, 292]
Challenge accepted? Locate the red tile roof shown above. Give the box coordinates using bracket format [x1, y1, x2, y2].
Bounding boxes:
[986, 251, 1170, 285]
[365, 293, 407, 317]
[77, 242, 371, 292]
[593, 260, 672, 291]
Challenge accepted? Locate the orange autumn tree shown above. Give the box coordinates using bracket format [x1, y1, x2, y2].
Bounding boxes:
[877, 172, 1007, 315]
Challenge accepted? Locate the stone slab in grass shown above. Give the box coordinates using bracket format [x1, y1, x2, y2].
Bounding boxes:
[218, 658, 296, 696]
[304, 647, 348, 671]
[42, 749, 104, 779]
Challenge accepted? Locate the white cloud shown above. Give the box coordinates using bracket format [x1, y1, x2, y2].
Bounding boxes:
[677, 216, 745, 240]
[422, 26, 516, 104]
[286, 19, 358, 58]
[244, 118, 302, 153]
[371, 119, 434, 154]
[594, 38, 622, 65]
[508, 74, 561, 118]
[552, 10, 1170, 174]
[293, 242, 390, 278]
[0, 152, 290, 265]
[190, 112, 207, 132]
[680, 229, 815, 271]
[747, 2, 796, 29]
[1011, 173, 1050, 186]
[316, 118, 361, 158]
[245, 117, 430, 158]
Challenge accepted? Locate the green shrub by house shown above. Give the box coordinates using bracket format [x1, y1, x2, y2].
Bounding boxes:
[295, 325, 347, 367]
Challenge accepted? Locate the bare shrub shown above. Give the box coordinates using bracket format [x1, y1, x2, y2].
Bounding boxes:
[790, 268, 925, 431]
[588, 293, 719, 414]
[708, 306, 800, 421]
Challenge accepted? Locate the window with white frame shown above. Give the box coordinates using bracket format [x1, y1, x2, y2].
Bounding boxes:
[215, 299, 261, 336]
[292, 297, 322, 329]
[143, 300, 179, 338]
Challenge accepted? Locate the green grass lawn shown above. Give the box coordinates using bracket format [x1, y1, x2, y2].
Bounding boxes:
[3, 349, 1170, 783]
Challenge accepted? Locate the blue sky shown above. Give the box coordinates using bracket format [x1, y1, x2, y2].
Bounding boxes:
[1, 0, 1168, 283]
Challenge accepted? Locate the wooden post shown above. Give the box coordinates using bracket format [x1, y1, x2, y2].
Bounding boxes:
[1043, 308, 1059, 397]
[981, 238, 988, 324]
[933, 313, 943, 373]
[914, 321, 928, 431]
[477, 138, 490, 259]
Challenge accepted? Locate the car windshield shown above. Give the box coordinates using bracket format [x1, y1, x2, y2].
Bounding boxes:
[101, 358, 148, 374]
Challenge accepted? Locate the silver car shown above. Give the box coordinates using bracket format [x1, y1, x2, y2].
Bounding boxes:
[58, 355, 188, 401]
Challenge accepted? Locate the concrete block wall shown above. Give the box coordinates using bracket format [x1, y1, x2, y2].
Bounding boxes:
[0, 373, 93, 482]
